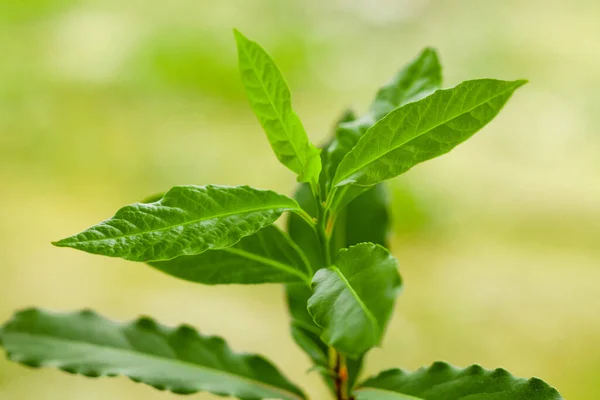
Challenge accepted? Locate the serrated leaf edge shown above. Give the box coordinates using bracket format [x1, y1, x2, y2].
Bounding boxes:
[354, 361, 563, 399]
[2, 308, 306, 400]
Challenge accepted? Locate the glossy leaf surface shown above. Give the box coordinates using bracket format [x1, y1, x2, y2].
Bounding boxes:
[0, 309, 306, 400]
[53, 185, 299, 262]
[333, 79, 527, 188]
[307, 243, 402, 357]
[234, 29, 321, 185]
[149, 225, 311, 285]
[324, 48, 442, 190]
[354, 362, 563, 400]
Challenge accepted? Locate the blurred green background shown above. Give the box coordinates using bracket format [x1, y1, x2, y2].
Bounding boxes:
[1, 0, 599, 398]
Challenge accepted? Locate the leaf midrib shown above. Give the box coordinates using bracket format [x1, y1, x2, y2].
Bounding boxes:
[55, 202, 295, 246]
[331, 266, 380, 337]
[6, 332, 303, 400]
[238, 37, 308, 172]
[334, 81, 521, 186]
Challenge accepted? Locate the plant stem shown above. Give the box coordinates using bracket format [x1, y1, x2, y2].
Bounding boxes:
[316, 183, 347, 399]
[315, 189, 332, 266]
[293, 209, 318, 234]
[332, 349, 349, 400]
[318, 221, 332, 266]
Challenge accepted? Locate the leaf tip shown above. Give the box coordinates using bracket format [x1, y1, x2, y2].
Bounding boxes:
[422, 46, 440, 57]
[51, 238, 71, 248]
[515, 79, 529, 87]
[232, 28, 246, 42]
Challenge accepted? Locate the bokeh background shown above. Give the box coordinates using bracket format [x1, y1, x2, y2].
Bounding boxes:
[1, 0, 599, 398]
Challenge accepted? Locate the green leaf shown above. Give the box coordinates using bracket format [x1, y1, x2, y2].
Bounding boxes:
[324, 48, 442, 191]
[53, 185, 299, 262]
[287, 183, 323, 270]
[286, 283, 328, 365]
[369, 48, 443, 117]
[307, 243, 402, 357]
[140, 192, 164, 204]
[331, 184, 390, 250]
[1, 308, 306, 400]
[354, 362, 563, 400]
[333, 79, 527, 188]
[148, 225, 312, 285]
[285, 284, 364, 392]
[234, 29, 321, 186]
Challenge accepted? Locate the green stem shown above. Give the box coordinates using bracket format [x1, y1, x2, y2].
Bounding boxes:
[292, 209, 318, 234]
[315, 182, 347, 399]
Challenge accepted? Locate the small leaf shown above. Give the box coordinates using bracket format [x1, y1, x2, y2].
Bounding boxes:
[333, 79, 527, 188]
[324, 48, 442, 191]
[286, 284, 364, 392]
[149, 225, 312, 285]
[354, 362, 563, 400]
[53, 185, 299, 262]
[1, 309, 306, 400]
[234, 29, 321, 186]
[307, 243, 402, 357]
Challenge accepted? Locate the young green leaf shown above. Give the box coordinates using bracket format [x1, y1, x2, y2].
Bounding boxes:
[307, 243, 402, 357]
[324, 48, 442, 191]
[53, 185, 299, 262]
[354, 362, 563, 400]
[234, 29, 321, 187]
[369, 47, 443, 117]
[0, 309, 306, 400]
[333, 79, 527, 188]
[148, 225, 312, 285]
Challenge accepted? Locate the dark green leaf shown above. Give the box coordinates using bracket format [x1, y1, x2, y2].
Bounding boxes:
[286, 283, 328, 365]
[234, 29, 321, 186]
[331, 184, 390, 250]
[285, 284, 364, 392]
[53, 185, 299, 262]
[333, 79, 527, 188]
[324, 48, 442, 191]
[1, 308, 306, 400]
[287, 183, 323, 270]
[307, 243, 402, 357]
[354, 362, 563, 400]
[148, 225, 311, 285]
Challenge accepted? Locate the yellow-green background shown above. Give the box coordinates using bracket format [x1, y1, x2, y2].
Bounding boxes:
[1, 0, 599, 398]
